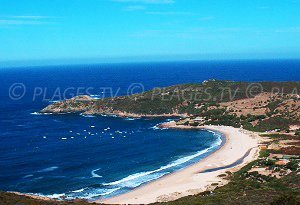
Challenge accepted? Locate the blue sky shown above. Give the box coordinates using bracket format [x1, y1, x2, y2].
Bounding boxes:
[0, 0, 300, 64]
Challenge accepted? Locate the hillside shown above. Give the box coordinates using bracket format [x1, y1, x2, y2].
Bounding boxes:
[41, 80, 300, 133]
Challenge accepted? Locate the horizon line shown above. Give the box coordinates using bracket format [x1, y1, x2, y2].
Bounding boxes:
[1, 56, 300, 69]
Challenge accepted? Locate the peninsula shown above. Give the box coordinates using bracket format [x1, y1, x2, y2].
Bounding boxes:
[41, 80, 300, 134]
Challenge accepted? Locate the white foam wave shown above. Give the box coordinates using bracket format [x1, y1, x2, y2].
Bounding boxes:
[91, 168, 102, 178]
[35, 186, 121, 200]
[100, 187, 122, 196]
[31, 130, 223, 200]
[124, 118, 136, 121]
[118, 172, 167, 188]
[30, 112, 42, 115]
[211, 132, 223, 147]
[150, 121, 171, 130]
[206, 130, 216, 134]
[104, 148, 210, 187]
[104, 130, 223, 188]
[23, 174, 33, 179]
[80, 113, 96, 118]
[30, 112, 53, 115]
[90, 95, 104, 100]
[77, 187, 121, 199]
[43, 193, 65, 199]
[64, 187, 122, 200]
[72, 188, 86, 193]
[150, 125, 160, 130]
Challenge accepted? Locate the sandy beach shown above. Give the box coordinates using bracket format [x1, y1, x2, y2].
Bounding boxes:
[100, 124, 260, 205]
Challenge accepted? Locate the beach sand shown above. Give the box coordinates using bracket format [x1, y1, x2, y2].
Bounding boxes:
[99, 124, 260, 204]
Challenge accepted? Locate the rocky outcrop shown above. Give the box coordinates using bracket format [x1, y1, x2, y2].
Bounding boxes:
[41, 95, 95, 114]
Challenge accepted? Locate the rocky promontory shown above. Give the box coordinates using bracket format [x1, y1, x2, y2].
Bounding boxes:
[41, 80, 300, 133]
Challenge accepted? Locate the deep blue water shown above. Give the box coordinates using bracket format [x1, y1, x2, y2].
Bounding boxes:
[0, 60, 299, 200]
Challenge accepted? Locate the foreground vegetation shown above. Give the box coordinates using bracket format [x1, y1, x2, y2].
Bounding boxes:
[158, 163, 299, 205]
[0, 193, 94, 205]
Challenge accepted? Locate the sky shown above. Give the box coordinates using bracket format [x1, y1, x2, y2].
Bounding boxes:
[0, 0, 300, 65]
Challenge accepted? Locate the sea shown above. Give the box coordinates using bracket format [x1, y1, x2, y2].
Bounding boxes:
[0, 59, 299, 200]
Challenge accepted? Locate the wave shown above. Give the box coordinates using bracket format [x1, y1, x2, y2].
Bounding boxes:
[37, 166, 59, 173]
[30, 112, 42, 115]
[103, 130, 223, 189]
[216, 134, 223, 145]
[210, 131, 223, 147]
[80, 113, 96, 118]
[206, 129, 216, 134]
[150, 120, 174, 130]
[98, 187, 122, 196]
[150, 124, 168, 130]
[28, 130, 223, 200]
[41, 193, 65, 199]
[103, 148, 211, 187]
[113, 172, 167, 189]
[91, 168, 102, 178]
[124, 118, 136, 121]
[46, 187, 122, 200]
[48, 100, 61, 103]
[30, 112, 52, 115]
[33, 176, 44, 181]
[72, 188, 86, 193]
[23, 174, 33, 179]
[150, 125, 160, 130]
[71, 187, 122, 199]
[31, 112, 68, 115]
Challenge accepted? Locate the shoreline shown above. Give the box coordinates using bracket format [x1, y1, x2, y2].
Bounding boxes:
[7, 124, 261, 204]
[40, 110, 186, 119]
[99, 123, 260, 204]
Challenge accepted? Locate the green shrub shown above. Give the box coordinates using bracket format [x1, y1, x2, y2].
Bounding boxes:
[286, 161, 299, 171]
[259, 150, 270, 158]
[271, 194, 299, 205]
[264, 159, 275, 166]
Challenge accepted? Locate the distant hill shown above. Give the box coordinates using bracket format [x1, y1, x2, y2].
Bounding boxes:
[41, 80, 300, 132]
